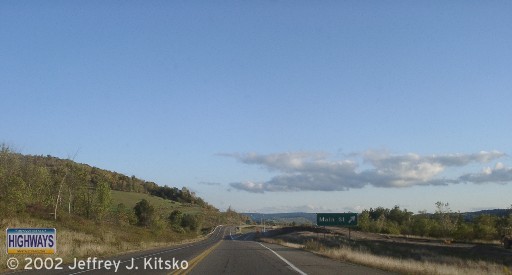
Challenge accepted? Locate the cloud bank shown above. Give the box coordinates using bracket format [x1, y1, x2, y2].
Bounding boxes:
[224, 150, 508, 193]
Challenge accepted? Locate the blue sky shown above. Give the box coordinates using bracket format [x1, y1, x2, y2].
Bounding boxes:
[2, 1, 512, 213]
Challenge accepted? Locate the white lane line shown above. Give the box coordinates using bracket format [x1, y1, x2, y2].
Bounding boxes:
[258, 242, 308, 275]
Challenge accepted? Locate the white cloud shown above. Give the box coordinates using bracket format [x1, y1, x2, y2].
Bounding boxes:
[230, 181, 265, 193]
[225, 150, 508, 193]
[459, 162, 512, 184]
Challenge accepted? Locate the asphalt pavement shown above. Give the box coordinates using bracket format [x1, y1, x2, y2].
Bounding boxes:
[189, 229, 394, 275]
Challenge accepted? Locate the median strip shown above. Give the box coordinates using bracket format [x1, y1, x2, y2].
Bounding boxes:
[171, 240, 223, 275]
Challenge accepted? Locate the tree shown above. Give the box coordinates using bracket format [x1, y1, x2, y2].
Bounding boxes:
[180, 187, 192, 203]
[358, 210, 371, 231]
[454, 221, 474, 240]
[134, 199, 154, 227]
[168, 210, 184, 227]
[0, 146, 27, 215]
[473, 214, 498, 240]
[369, 207, 389, 221]
[388, 205, 412, 225]
[434, 201, 456, 237]
[114, 203, 131, 225]
[411, 215, 433, 237]
[93, 180, 112, 221]
[68, 166, 91, 217]
[4, 175, 27, 214]
[181, 214, 203, 232]
[33, 166, 53, 208]
[376, 214, 387, 233]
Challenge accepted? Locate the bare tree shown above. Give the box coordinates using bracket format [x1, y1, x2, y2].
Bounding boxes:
[53, 150, 78, 220]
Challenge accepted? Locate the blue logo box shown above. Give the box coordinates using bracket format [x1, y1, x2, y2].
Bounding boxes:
[6, 228, 57, 254]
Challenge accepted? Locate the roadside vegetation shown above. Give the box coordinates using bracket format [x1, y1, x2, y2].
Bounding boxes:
[358, 202, 512, 242]
[0, 144, 247, 271]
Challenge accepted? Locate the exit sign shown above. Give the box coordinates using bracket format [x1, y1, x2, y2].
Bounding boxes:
[317, 213, 358, 226]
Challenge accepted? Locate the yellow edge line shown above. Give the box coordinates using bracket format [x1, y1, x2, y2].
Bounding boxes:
[172, 240, 223, 275]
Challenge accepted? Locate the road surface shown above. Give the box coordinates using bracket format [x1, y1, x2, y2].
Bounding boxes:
[4, 226, 394, 275]
[189, 229, 393, 275]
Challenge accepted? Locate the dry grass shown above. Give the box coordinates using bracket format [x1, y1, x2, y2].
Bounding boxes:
[261, 238, 512, 275]
[321, 245, 510, 275]
[259, 238, 303, 249]
[0, 218, 205, 272]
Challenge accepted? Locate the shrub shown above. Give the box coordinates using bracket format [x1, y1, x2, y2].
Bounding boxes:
[181, 214, 203, 232]
[134, 199, 154, 227]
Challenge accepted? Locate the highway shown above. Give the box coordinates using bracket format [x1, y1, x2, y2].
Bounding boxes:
[189, 229, 394, 275]
[5, 226, 394, 275]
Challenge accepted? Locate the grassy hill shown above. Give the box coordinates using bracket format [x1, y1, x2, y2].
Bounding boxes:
[111, 190, 203, 215]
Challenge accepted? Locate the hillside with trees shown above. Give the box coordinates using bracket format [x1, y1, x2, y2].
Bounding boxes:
[0, 144, 216, 220]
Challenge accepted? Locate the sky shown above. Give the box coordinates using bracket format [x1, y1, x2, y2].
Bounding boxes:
[1, 1, 512, 214]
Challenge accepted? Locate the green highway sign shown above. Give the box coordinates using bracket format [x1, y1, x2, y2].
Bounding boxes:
[317, 213, 358, 227]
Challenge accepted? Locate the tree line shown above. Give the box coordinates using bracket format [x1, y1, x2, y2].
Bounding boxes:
[358, 202, 512, 241]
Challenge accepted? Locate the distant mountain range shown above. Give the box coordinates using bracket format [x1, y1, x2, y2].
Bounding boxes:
[243, 209, 511, 225]
[462, 209, 510, 221]
[243, 212, 317, 225]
